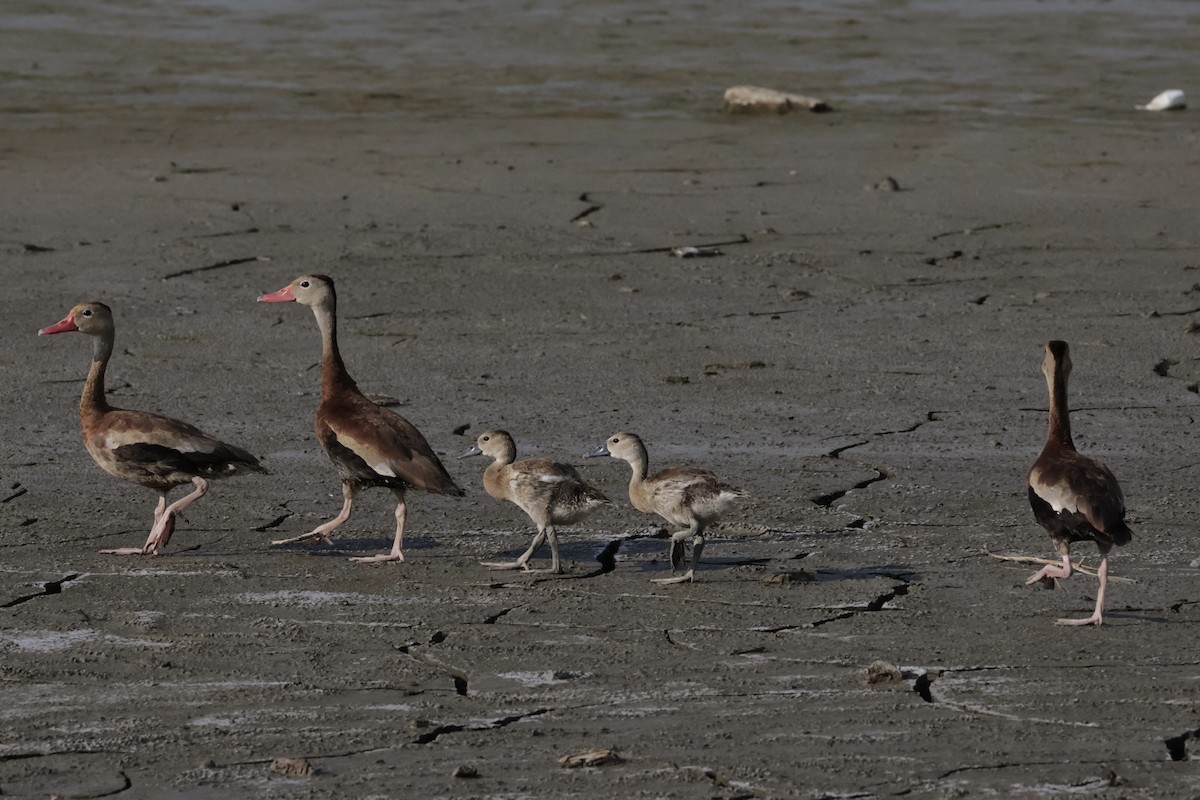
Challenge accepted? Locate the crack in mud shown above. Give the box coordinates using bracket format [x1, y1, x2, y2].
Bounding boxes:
[811, 469, 889, 508]
[1165, 727, 1200, 761]
[483, 607, 516, 624]
[414, 708, 551, 745]
[2, 486, 28, 503]
[253, 513, 291, 533]
[3, 573, 80, 608]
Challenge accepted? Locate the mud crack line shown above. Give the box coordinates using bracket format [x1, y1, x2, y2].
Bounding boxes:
[811, 469, 889, 507]
[3, 574, 80, 608]
[414, 708, 552, 745]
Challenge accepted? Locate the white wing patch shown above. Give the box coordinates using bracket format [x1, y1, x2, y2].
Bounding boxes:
[333, 429, 396, 477]
[105, 430, 211, 454]
[1030, 471, 1078, 513]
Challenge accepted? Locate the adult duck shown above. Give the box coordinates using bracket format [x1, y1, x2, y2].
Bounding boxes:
[461, 429, 609, 574]
[258, 274, 463, 562]
[39, 302, 265, 555]
[1026, 340, 1132, 626]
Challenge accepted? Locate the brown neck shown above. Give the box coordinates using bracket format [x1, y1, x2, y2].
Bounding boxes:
[1045, 369, 1074, 449]
[81, 333, 114, 421]
[312, 299, 357, 396]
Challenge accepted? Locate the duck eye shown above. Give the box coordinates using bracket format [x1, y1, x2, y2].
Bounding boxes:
[82, 309, 93, 317]
[611, 437, 619, 444]
[482, 435, 490, 442]
[299, 280, 310, 288]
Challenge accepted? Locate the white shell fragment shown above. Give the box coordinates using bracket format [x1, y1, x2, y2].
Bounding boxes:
[724, 85, 831, 114]
[1136, 89, 1185, 111]
[671, 246, 723, 258]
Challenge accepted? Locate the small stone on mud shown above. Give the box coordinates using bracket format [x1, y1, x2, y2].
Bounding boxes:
[723, 85, 830, 113]
[865, 176, 900, 192]
[271, 757, 315, 777]
[452, 765, 479, 778]
[865, 660, 903, 686]
[559, 747, 622, 768]
[763, 570, 813, 585]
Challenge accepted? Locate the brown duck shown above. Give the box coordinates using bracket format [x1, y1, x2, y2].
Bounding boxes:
[1026, 340, 1132, 626]
[258, 275, 463, 562]
[39, 302, 265, 555]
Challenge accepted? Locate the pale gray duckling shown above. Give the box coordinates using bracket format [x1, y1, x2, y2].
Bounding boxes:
[461, 429, 610, 574]
[587, 431, 744, 584]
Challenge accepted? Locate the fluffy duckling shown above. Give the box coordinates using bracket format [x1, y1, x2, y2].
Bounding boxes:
[588, 431, 744, 584]
[1026, 340, 1132, 626]
[461, 429, 609, 574]
[39, 302, 265, 555]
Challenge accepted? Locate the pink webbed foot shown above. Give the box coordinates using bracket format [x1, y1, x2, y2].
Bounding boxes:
[1056, 611, 1103, 627]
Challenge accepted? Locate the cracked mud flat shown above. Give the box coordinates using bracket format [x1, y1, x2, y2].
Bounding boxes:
[2, 1, 1200, 797]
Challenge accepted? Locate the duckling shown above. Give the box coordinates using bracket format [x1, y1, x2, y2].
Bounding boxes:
[588, 432, 744, 584]
[461, 429, 609, 574]
[1026, 340, 1132, 626]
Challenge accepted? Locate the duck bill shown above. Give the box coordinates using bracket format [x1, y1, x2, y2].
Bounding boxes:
[584, 444, 610, 459]
[38, 314, 78, 335]
[258, 285, 296, 303]
[458, 444, 483, 460]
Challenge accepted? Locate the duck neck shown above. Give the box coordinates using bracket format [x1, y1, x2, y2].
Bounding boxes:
[313, 299, 357, 396]
[625, 444, 650, 485]
[81, 332, 114, 421]
[1046, 369, 1074, 449]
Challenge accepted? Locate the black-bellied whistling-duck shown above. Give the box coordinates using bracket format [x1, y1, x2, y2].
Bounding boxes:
[258, 274, 463, 563]
[39, 302, 265, 555]
[460, 429, 610, 574]
[587, 432, 744, 584]
[1026, 340, 1132, 626]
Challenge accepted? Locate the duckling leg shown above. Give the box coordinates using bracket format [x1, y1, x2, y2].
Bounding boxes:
[103, 479, 208, 556]
[1056, 556, 1108, 627]
[652, 522, 701, 585]
[273, 482, 357, 546]
[350, 488, 407, 563]
[482, 527, 549, 571]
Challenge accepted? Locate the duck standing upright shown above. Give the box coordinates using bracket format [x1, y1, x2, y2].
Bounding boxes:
[39, 302, 265, 555]
[588, 432, 744, 584]
[258, 275, 463, 563]
[460, 429, 609, 574]
[1025, 340, 1132, 626]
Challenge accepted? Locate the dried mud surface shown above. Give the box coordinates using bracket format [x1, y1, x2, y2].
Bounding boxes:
[2, 1, 1200, 798]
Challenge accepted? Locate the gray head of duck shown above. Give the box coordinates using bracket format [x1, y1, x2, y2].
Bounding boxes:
[1043, 340, 1071, 383]
[39, 301, 115, 339]
[258, 274, 337, 309]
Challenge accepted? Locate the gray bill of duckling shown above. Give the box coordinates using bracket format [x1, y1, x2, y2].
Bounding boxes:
[461, 429, 611, 574]
[587, 431, 745, 584]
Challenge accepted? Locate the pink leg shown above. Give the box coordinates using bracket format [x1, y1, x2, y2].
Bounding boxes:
[272, 483, 356, 546]
[1024, 553, 1072, 587]
[103, 479, 208, 556]
[350, 490, 406, 564]
[1056, 557, 1108, 627]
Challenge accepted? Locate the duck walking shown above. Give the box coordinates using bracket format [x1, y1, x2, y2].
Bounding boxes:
[258, 275, 463, 563]
[1026, 341, 1132, 626]
[460, 429, 609, 574]
[588, 432, 744, 584]
[39, 302, 265, 555]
